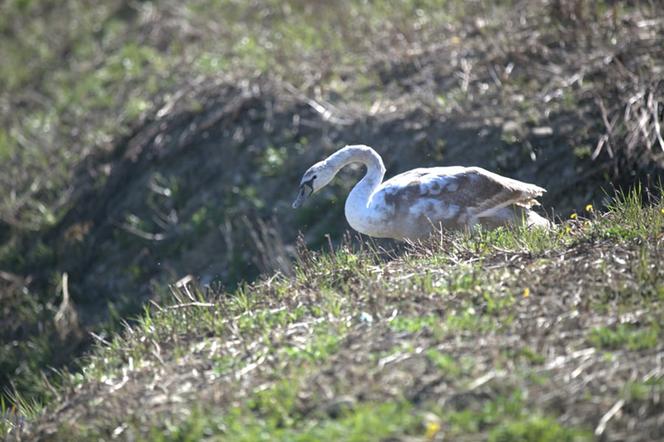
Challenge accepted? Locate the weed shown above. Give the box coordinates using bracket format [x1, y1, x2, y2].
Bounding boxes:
[426, 349, 462, 378]
[488, 416, 591, 442]
[588, 323, 660, 351]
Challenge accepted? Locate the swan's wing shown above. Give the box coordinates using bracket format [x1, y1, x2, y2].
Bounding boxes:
[380, 166, 546, 220]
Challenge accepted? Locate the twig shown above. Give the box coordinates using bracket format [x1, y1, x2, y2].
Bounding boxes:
[653, 97, 664, 152]
[54, 272, 71, 325]
[149, 299, 164, 312]
[176, 274, 197, 301]
[166, 302, 215, 310]
[118, 222, 166, 241]
[595, 399, 624, 437]
[283, 82, 353, 125]
[467, 370, 505, 390]
[234, 353, 267, 379]
[0, 270, 24, 284]
[594, 97, 617, 159]
[54, 272, 79, 339]
[89, 331, 111, 346]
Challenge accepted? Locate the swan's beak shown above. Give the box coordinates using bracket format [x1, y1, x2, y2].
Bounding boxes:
[292, 185, 311, 209]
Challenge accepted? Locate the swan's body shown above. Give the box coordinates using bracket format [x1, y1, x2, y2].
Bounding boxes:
[293, 145, 550, 240]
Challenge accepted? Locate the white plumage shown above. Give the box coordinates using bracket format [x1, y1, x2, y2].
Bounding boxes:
[292, 145, 550, 240]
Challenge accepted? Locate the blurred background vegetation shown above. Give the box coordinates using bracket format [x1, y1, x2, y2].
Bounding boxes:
[1, 0, 662, 407]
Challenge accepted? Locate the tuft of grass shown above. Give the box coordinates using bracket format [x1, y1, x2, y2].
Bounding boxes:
[390, 314, 439, 334]
[217, 401, 420, 442]
[488, 416, 591, 442]
[443, 389, 590, 440]
[426, 349, 462, 378]
[588, 323, 661, 351]
[0, 389, 44, 437]
[623, 376, 664, 403]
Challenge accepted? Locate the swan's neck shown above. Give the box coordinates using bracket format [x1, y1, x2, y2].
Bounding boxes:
[325, 145, 386, 234]
[326, 145, 385, 202]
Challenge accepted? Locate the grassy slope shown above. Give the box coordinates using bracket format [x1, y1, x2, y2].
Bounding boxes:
[0, 0, 467, 404]
[5, 2, 664, 405]
[6, 190, 663, 441]
[3, 0, 507, 403]
[1, 0, 664, 437]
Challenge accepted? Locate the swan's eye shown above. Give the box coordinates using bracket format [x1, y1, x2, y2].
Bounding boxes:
[313, 175, 317, 179]
[301, 176, 315, 192]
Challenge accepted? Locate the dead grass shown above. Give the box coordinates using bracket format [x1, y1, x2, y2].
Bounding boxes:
[5, 190, 662, 441]
[2, 0, 664, 421]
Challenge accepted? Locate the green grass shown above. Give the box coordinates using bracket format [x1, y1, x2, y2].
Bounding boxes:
[588, 323, 661, 351]
[143, 384, 589, 442]
[2, 0, 664, 437]
[2, 0, 662, 416]
[488, 416, 590, 442]
[281, 322, 347, 363]
[390, 314, 439, 334]
[426, 349, 463, 377]
[0, 389, 44, 437]
[444, 390, 592, 441]
[145, 400, 421, 442]
[4, 188, 661, 440]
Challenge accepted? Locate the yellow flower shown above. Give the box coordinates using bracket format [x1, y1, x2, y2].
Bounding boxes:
[425, 421, 441, 440]
[523, 287, 530, 298]
[564, 225, 572, 234]
[661, 208, 664, 215]
[570, 213, 577, 220]
[585, 204, 593, 213]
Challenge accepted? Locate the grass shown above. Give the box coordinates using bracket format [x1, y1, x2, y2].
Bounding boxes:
[488, 416, 590, 442]
[588, 323, 660, 351]
[444, 389, 592, 441]
[1, 0, 664, 439]
[426, 349, 463, 378]
[150, 396, 591, 442]
[0, 0, 477, 232]
[3, 188, 662, 440]
[2, 0, 663, 413]
[145, 400, 421, 442]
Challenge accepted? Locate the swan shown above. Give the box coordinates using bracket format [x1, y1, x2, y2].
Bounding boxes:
[292, 145, 550, 240]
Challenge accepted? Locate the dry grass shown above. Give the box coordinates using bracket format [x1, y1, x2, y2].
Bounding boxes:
[1, 0, 664, 423]
[5, 191, 662, 441]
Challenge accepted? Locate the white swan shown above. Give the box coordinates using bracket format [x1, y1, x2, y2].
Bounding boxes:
[292, 145, 550, 240]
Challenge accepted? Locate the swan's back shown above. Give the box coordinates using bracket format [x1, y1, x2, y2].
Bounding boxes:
[369, 166, 548, 239]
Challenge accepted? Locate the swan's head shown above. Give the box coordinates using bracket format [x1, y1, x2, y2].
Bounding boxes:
[292, 161, 334, 208]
